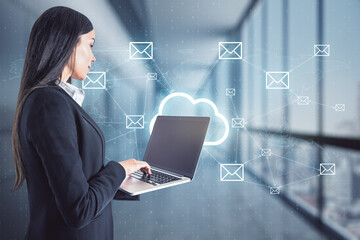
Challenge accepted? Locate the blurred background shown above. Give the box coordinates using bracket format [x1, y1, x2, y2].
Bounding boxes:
[1, 0, 360, 239]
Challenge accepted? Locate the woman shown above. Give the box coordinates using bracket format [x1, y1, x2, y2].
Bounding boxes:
[11, 6, 151, 240]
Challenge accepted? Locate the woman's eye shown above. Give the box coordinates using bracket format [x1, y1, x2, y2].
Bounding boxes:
[90, 44, 94, 48]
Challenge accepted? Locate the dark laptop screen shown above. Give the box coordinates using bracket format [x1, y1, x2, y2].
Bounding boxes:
[143, 116, 210, 178]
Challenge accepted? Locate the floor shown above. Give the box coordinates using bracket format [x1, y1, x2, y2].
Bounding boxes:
[112, 149, 329, 240]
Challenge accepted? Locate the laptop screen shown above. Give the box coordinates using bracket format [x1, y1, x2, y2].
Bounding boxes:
[143, 116, 210, 178]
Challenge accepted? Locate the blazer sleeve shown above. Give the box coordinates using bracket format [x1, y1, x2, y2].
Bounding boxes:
[113, 190, 140, 201]
[26, 89, 126, 229]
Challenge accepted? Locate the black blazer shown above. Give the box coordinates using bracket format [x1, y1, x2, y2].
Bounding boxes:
[19, 86, 136, 240]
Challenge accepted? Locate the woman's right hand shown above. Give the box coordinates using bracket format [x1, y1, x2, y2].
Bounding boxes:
[118, 159, 151, 176]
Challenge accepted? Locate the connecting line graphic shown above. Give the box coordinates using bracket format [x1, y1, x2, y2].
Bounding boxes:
[231, 124, 321, 189]
[277, 174, 321, 188]
[288, 56, 315, 73]
[193, 58, 220, 96]
[271, 153, 320, 172]
[143, 78, 149, 114]
[204, 148, 270, 189]
[142, 66, 174, 126]
[289, 89, 299, 98]
[96, 121, 124, 124]
[241, 54, 319, 104]
[247, 100, 297, 123]
[134, 131, 140, 161]
[106, 59, 130, 72]
[243, 180, 270, 188]
[206, 145, 273, 189]
[92, 49, 128, 52]
[151, 59, 174, 91]
[265, 156, 277, 187]
[142, 76, 169, 115]
[110, 76, 146, 81]
[242, 58, 266, 73]
[230, 130, 324, 190]
[243, 155, 262, 165]
[302, 79, 322, 95]
[230, 97, 239, 118]
[243, 128, 263, 150]
[153, 77, 169, 90]
[243, 55, 315, 75]
[310, 100, 337, 110]
[203, 148, 223, 166]
[105, 130, 135, 143]
[105, 89, 126, 115]
[235, 130, 239, 163]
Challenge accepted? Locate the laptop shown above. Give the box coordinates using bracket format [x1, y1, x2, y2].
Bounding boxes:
[119, 115, 210, 196]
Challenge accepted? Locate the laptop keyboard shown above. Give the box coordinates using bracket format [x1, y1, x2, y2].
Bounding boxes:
[131, 169, 181, 186]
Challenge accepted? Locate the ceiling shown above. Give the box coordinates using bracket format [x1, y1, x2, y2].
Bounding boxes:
[136, 0, 252, 91]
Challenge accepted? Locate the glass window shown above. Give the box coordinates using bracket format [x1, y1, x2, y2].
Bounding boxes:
[241, 20, 250, 119]
[288, 0, 317, 134]
[265, 0, 285, 130]
[245, 3, 264, 129]
[323, 0, 360, 138]
[323, 146, 360, 239]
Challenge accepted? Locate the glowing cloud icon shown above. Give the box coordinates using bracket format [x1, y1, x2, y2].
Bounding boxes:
[149, 92, 229, 146]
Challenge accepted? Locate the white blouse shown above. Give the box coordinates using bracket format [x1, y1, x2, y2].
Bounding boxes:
[58, 81, 85, 107]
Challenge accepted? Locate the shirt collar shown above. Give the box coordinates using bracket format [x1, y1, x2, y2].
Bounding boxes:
[58, 81, 85, 107]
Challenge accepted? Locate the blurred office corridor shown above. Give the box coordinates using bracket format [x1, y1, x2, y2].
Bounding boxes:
[1, 0, 359, 239]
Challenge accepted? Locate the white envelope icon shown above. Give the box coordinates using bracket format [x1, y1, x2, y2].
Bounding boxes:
[129, 42, 153, 59]
[334, 104, 345, 112]
[320, 163, 335, 175]
[232, 118, 245, 128]
[126, 115, 144, 129]
[261, 149, 271, 157]
[266, 72, 289, 89]
[226, 88, 236, 96]
[314, 44, 330, 56]
[83, 72, 106, 89]
[147, 73, 157, 80]
[220, 164, 244, 181]
[219, 42, 242, 59]
[270, 187, 280, 194]
[298, 96, 310, 105]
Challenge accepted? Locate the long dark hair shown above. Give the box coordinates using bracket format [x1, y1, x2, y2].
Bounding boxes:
[12, 6, 93, 190]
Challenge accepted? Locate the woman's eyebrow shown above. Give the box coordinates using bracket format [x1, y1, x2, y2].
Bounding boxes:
[91, 38, 95, 44]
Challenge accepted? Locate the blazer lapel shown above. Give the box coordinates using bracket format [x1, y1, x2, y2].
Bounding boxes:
[79, 107, 105, 142]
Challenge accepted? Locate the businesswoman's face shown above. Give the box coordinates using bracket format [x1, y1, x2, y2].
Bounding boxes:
[65, 30, 96, 81]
